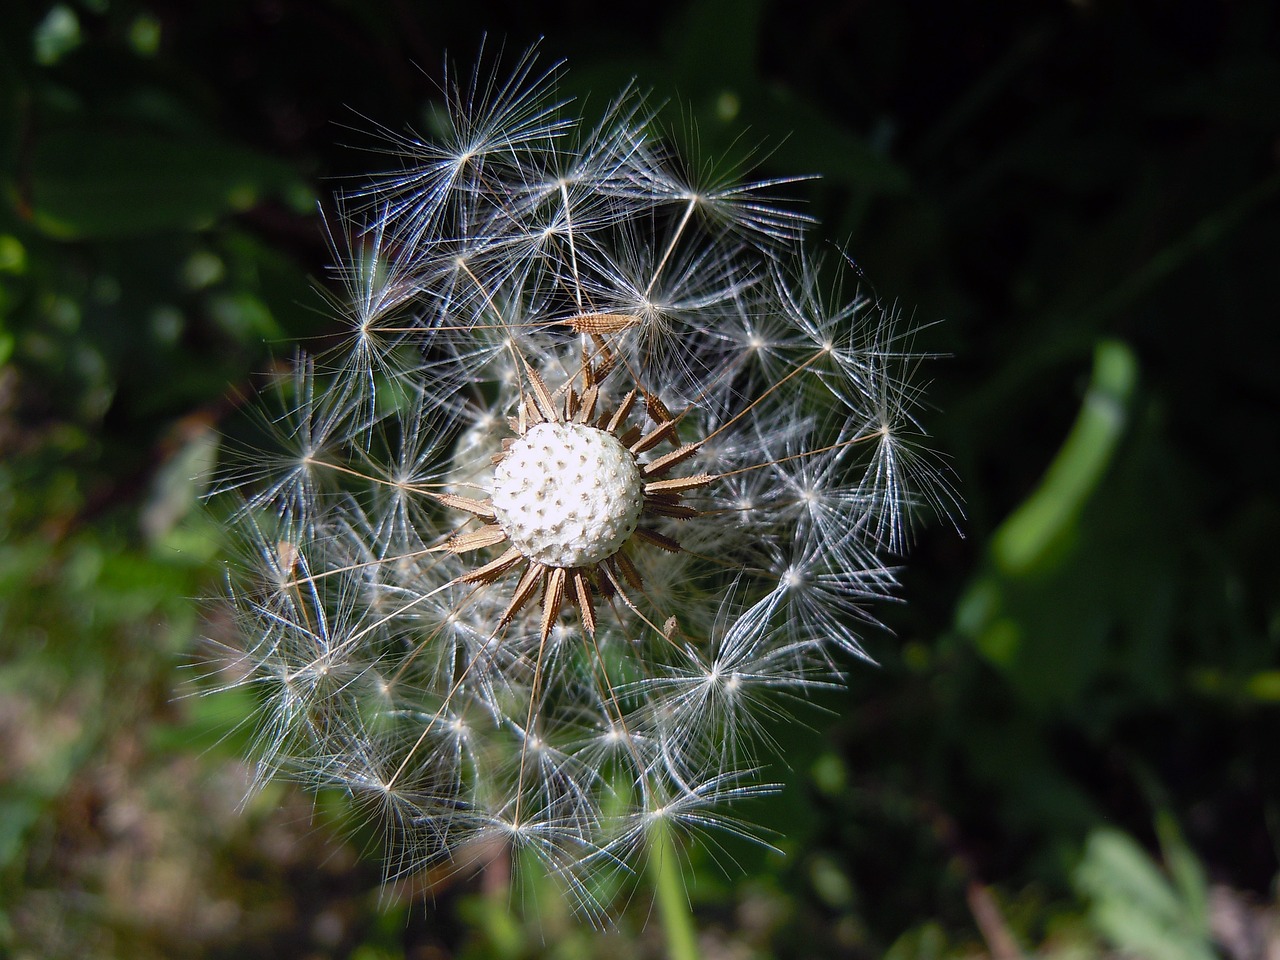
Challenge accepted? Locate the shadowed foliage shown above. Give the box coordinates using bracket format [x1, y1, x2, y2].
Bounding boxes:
[2, 2, 1277, 957]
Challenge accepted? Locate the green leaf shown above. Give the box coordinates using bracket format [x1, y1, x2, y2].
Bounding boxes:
[1076, 827, 1216, 960]
[1244, 670, 1280, 701]
[1080, 829, 1181, 921]
[993, 339, 1138, 577]
[1155, 811, 1209, 935]
[16, 128, 303, 239]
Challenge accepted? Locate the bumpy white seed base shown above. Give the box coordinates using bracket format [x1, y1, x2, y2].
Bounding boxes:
[491, 422, 644, 568]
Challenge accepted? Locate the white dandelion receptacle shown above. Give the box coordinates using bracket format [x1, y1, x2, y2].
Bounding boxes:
[491, 423, 644, 569]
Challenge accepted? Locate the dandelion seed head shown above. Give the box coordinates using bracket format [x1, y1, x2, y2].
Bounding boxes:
[211, 44, 956, 913]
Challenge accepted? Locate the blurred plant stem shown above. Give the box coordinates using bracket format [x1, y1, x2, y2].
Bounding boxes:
[992, 339, 1137, 576]
[649, 820, 701, 960]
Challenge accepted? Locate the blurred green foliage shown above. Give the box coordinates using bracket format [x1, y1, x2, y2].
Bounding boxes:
[2, 1, 1278, 958]
[1075, 813, 1215, 960]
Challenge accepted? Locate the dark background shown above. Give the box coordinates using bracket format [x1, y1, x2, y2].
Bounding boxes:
[2, 1, 1277, 957]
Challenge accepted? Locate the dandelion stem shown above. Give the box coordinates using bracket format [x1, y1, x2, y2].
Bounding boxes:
[649, 818, 701, 960]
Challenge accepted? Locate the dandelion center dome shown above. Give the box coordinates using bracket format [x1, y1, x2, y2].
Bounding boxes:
[491, 422, 644, 568]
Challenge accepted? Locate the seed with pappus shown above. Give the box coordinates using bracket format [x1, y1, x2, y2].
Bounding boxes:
[211, 47, 958, 915]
